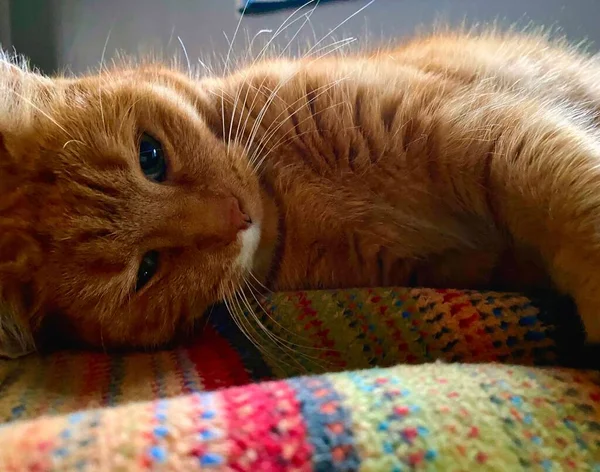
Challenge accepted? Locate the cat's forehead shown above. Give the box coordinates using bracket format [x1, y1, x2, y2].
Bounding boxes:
[65, 66, 190, 103]
[61, 79, 164, 122]
[55, 70, 212, 141]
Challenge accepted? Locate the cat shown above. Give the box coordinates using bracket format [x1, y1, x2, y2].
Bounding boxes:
[2, 28, 600, 357]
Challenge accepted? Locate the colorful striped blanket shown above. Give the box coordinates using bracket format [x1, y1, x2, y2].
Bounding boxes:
[0, 288, 599, 470]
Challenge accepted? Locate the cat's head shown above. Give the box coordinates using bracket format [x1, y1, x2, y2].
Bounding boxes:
[0, 59, 267, 355]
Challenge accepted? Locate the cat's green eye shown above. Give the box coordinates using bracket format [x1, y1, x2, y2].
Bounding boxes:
[136, 251, 159, 292]
[139, 133, 167, 182]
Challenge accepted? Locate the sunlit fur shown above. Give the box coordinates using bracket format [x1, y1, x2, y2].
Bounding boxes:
[3, 27, 600, 356]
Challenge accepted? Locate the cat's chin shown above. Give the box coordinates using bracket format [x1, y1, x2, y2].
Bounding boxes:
[235, 223, 261, 272]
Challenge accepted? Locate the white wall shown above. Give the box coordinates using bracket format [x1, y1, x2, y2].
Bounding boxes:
[14, 0, 600, 73]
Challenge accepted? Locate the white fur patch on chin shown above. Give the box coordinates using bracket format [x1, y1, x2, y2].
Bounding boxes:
[235, 224, 261, 271]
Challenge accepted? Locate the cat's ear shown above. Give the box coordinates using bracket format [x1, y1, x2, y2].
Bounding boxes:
[0, 230, 40, 358]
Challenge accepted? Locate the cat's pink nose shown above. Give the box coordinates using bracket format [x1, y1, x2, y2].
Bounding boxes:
[228, 197, 251, 233]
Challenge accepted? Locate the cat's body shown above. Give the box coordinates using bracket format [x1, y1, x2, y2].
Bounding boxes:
[2, 29, 600, 355]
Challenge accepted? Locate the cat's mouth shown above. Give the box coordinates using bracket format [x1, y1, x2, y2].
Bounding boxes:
[238, 198, 253, 227]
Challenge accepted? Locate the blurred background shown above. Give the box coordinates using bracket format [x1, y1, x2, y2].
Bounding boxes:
[1, 0, 600, 75]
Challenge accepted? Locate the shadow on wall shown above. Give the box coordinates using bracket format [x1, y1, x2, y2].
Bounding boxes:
[6, 0, 58, 72]
[0, 0, 10, 48]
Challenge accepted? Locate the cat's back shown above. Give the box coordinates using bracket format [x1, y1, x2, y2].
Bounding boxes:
[378, 31, 600, 116]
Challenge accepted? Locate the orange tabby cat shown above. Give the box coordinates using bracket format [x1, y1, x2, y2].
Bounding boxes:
[2, 29, 600, 356]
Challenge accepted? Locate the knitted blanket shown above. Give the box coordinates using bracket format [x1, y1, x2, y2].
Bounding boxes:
[0, 288, 599, 470]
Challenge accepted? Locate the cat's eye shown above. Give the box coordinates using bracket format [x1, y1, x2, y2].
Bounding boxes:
[139, 133, 167, 182]
[136, 250, 159, 292]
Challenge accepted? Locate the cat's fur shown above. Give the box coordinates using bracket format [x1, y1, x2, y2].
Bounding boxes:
[2, 29, 600, 356]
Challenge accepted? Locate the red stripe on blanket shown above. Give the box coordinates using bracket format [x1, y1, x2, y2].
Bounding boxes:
[187, 325, 251, 390]
[222, 380, 312, 471]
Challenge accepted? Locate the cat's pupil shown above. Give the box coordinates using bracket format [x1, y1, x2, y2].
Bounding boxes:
[136, 251, 159, 292]
[139, 133, 167, 182]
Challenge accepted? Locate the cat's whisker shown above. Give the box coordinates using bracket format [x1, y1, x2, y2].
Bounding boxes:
[243, 277, 332, 357]
[302, 0, 375, 59]
[230, 38, 291, 149]
[223, 1, 250, 75]
[206, 88, 236, 104]
[241, 75, 347, 150]
[251, 0, 318, 64]
[98, 29, 112, 134]
[236, 79, 341, 170]
[247, 86, 349, 170]
[248, 270, 271, 293]
[177, 36, 192, 76]
[229, 33, 264, 149]
[222, 280, 273, 360]
[230, 1, 321, 155]
[221, 0, 252, 153]
[304, 34, 360, 62]
[166, 25, 176, 50]
[237, 285, 291, 349]
[222, 31, 233, 55]
[223, 297, 264, 358]
[306, 36, 357, 58]
[248, 80, 349, 167]
[62, 139, 86, 150]
[197, 58, 212, 75]
[231, 2, 318, 153]
[223, 293, 255, 348]
[237, 281, 315, 372]
[228, 71, 250, 149]
[234, 79, 293, 171]
[230, 290, 295, 370]
[232, 72, 254, 150]
[250, 29, 274, 53]
[221, 276, 298, 371]
[244, 33, 366, 166]
[242, 277, 302, 349]
[250, 101, 343, 171]
[240, 39, 357, 167]
[233, 0, 366, 152]
[275, 2, 321, 59]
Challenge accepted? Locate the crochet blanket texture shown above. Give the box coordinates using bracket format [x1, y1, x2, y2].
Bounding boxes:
[0, 287, 598, 471]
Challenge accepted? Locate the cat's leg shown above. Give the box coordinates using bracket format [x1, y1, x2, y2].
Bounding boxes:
[434, 91, 600, 342]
